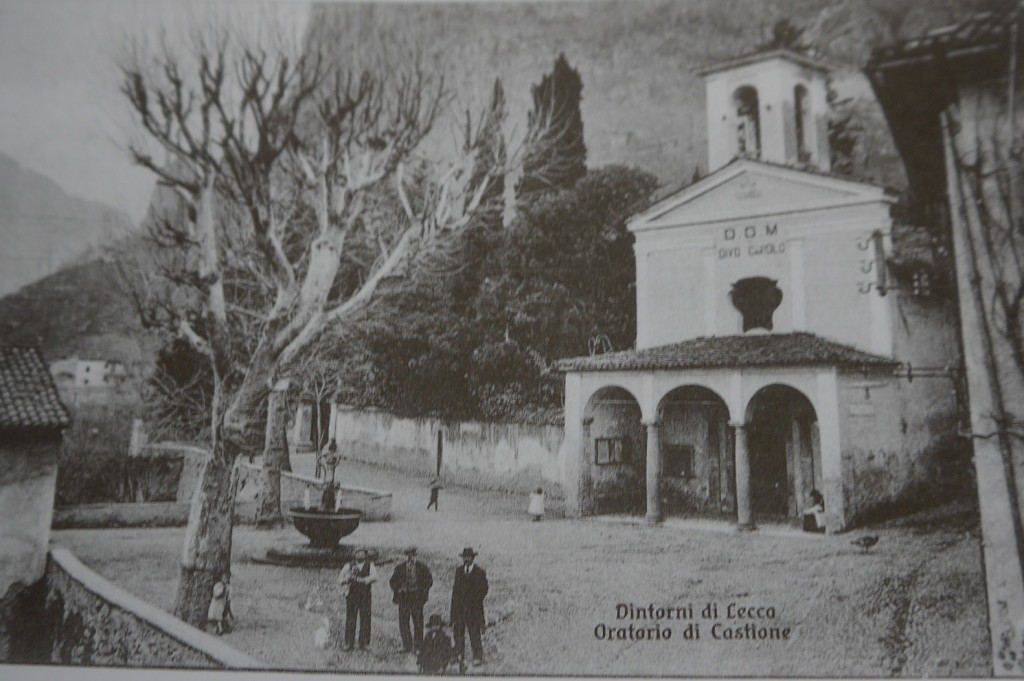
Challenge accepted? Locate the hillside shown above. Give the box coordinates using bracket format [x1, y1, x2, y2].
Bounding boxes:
[0, 256, 156, 363]
[0, 0, 993, 370]
[309, 0, 988, 191]
[0, 152, 136, 297]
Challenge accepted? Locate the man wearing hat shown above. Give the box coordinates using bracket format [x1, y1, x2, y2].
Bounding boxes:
[450, 547, 488, 666]
[389, 546, 434, 653]
[339, 548, 378, 650]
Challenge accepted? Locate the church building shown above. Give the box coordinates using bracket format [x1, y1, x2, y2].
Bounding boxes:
[556, 49, 961, 533]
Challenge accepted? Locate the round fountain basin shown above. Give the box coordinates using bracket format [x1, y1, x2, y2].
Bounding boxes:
[288, 507, 362, 548]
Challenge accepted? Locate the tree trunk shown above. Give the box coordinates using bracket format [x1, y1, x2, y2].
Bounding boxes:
[256, 382, 291, 526]
[173, 453, 237, 626]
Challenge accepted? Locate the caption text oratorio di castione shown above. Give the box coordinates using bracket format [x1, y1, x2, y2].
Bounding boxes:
[593, 602, 791, 642]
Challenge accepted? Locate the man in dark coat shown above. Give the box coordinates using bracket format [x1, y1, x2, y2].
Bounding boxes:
[450, 546, 488, 666]
[389, 546, 434, 653]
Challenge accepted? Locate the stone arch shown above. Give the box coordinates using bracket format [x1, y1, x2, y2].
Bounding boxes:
[582, 386, 646, 515]
[582, 384, 642, 419]
[733, 85, 761, 158]
[744, 384, 821, 522]
[655, 385, 734, 516]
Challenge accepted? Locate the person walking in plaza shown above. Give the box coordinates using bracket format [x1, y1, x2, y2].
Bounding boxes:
[339, 548, 377, 650]
[427, 478, 442, 511]
[450, 547, 488, 666]
[389, 546, 434, 653]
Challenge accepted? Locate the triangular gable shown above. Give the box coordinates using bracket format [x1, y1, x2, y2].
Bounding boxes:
[630, 160, 893, 232]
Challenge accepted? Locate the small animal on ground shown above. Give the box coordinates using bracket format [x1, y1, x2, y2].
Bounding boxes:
[851, 535, 879, 554]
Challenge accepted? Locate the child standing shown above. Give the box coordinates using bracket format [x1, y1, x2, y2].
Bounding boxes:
[528, 487, 545, 521]
[207, 572, 235, 635]
[418, 614, 458, 674]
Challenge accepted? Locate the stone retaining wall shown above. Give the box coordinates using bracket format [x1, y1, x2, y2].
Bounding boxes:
[42, 547, 263, 668]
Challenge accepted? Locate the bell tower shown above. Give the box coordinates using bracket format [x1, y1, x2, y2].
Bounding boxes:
[699, 49, 831, 174]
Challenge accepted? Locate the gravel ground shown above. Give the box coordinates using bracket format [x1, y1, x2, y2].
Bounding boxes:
[53, 459, 991, 676]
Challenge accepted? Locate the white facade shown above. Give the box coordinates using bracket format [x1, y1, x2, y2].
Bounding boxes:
[630, 161, 894, 353]
[558, 49, 960, 532]
[50, 358, 126, 388]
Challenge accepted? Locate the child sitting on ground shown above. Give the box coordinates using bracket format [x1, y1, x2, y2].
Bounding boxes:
[418, 614, 459, 674]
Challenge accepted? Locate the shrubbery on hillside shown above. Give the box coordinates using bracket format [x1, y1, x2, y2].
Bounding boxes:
[145, 165, 657, 429]
[56, 404, 182, 505]
[321, 164, 658, 423]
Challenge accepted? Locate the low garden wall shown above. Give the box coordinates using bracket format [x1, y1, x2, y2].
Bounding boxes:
[42, 547, 263, 668]
[330, 405, 567, 499]
[52, 502, 190, 529]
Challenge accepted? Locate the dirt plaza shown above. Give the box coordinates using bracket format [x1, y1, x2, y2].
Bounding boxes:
[53, 459, 989, 676]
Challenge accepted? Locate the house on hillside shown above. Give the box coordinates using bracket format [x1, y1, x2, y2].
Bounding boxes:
[866, 9, 1024, 670]
[50, 357, 127, 389]
[0, 346, 70, 657]
[556, 48, 962, 533]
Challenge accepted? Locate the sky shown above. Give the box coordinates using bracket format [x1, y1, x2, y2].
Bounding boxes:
[0, 0, 312, 223]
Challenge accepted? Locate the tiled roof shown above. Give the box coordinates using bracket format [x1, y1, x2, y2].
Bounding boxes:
[556, 333, 897, 373]
[0, 347, 71, 430]
[867, 9, 1010, 68]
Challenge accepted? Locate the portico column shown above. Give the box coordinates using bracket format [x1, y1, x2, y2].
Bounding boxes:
[731, 421, 756, 531]
[643, 419, 662, 523]
[580, 417, 594, 516]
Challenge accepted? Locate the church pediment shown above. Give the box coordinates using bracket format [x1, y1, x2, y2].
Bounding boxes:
[630, 160, 893, 232]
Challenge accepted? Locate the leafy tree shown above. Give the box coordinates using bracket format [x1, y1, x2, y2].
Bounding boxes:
[827, 78, 863, 177]
[759, 18, 810, 52]
[331, 165, 658, 424]
[519, 53, 587, 195]
[145, 337, 214, 444]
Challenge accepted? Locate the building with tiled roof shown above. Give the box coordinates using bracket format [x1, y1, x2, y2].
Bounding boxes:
[557, 332, 897, 373]
[555, 47, 961, 533]
[0, 346, 69, 637]
[0, 346, 71, 431]
[868, 6, 1024, 670]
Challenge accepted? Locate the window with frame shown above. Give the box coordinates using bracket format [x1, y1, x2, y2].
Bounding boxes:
[595, 437, 628, 465]
[663, 444, 695, 479]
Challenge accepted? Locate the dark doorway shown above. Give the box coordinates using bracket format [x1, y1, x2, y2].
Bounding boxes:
[746, 385, 819, 521]
[748, 412, 790, 517]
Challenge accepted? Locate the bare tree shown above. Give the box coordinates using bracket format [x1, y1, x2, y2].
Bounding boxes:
[116, 19, 556, 625]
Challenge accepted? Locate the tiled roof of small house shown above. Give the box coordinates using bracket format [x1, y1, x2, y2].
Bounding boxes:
[0, 347, 71, 430]
[867, 9, 1011, 68]
[556, 332, 897, 373]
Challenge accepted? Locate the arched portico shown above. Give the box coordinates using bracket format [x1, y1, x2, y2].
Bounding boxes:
[580, 386, 646, 516]
[655, 386, 733, 518]
[744, 384, 821, 525]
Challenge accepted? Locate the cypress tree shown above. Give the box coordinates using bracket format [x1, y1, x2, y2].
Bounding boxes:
[519, 53, 586, 194]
